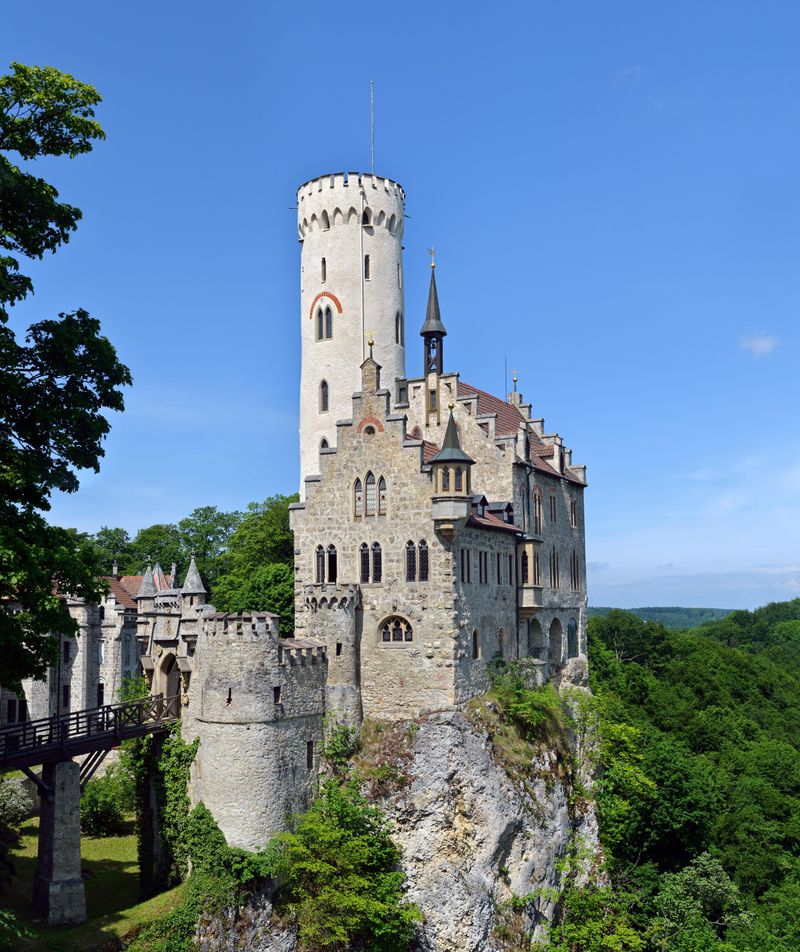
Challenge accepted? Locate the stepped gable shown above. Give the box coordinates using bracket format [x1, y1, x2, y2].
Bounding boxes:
[458, 380, 531, 438]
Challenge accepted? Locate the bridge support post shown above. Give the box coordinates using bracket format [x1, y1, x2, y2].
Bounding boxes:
[32, 761, 86, 925]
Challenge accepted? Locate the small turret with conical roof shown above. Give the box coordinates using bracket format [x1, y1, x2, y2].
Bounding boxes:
[181, 554, 207, 613]
[430, 408, 474, 539]
[136, 561, 156, 599]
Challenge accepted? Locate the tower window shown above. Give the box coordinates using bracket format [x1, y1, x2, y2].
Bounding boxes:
[315, 545, 325, 584]
[364, 255, 370, 280]
[521, 550, 529, 584]
[406, 540, 416, 582]
[320, 438, 328, 452]
[321, 257, 326, 282]
[307, 740, 314, 769]
[570, 498, 578, 528]
[325, 306, 333, 339]
[429, 389, 437, 411]
[327, 545, 338, 584]
[455, 467, 463, 492]
[274, 685, 282, 704]
[419, 540, 429, 581]
[549, 495, 557, 522]
[397, 261, 401, 286]
[395, 311, 404, 346]
[316, 307, 324, 341]
[442, 467, 450, 492]
[472, 629, 480, 660]
[362, 207, 371, 225]
[320, 380, 329, 412]
[365, 472, 376, 516]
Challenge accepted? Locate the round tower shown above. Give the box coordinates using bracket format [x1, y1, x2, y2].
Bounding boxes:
[297, 172, 406, 496]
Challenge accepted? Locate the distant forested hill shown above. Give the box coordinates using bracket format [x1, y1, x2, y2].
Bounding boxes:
[580, 597, 800, 951]
[588, 605, 733, 629]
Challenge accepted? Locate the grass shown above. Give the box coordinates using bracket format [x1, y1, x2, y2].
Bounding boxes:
[3, 817, 186, 952]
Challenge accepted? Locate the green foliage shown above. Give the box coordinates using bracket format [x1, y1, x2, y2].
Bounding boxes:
[588, 607, 733, 630]
[0, 780, 28, 829]
[80, 765, 134, 837]
[541, 885, 648, 951]
[489, 661, 565, 742]
[264, 779, 420, 951]
[322, 723, 361, 775]
[212, 495, 298, 629]
[0, 62, 130, 691]
[585, 604, 800, 949]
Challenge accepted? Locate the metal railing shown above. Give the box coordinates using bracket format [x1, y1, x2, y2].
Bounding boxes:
[0, 693, 180, 769]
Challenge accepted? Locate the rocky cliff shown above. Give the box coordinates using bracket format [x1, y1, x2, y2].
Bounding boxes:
[196, 675, 601, 952]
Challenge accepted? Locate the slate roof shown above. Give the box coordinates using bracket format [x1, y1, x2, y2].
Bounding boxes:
[429, 411, 475, 465]
[419, 268, 447, 337]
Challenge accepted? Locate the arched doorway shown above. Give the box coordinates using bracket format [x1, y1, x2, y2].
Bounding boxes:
[157, 653, 180, 701]
[528, 619, 546, 660]
[548, 619, 563, 668]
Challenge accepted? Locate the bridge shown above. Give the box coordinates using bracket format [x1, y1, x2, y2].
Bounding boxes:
[0, 694, 180, 926]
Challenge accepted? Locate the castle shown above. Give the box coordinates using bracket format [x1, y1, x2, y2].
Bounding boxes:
[3, 171, 588, 855]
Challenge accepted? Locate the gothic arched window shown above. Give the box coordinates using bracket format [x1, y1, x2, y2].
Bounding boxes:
[354, 478, 363, 516]
[568, 618, 578, 658]
[320, 438, 328, 452]
[406, 541, 416, 582]
[327, 545, 337, 584]
[365, 472, 376, 516]
[315, 545, 325, 584]
[316, 308, 324, 341]
[320, 380, 329, 412]
[380, 616, 412, 643]
[371, 542, 382, 583]
[324, 306, 333, 339]
[455, 467, 463, 492]
[360, 543, 370, 583]
[442, 467, 450, 492]
[378, 477, 387, 515]
[521, 550, 529, 584]
[418, 540, 429, 582]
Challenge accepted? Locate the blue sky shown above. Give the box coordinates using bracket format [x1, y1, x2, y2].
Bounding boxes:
[4, 1, 799, 609]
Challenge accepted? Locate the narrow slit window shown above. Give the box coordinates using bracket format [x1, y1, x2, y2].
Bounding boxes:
[274, 685, 282, 704]
[321, 257, 326, 282]
[325, 306, 333, 339]
[306, 740, 314, 769]
[371, 542, 382, 583]
[406, 541, 416, 582]
[320, 380, 329, 412]
[418, 540, 429, 581]
[327, 545, 337, 583]
[364, 254, 370, 279]
[315, 545, 325, 584]
[354, 478, 363, 516]
[360, 543, 370, 583]
[316, 307, 324, 341]
[378, 477, 387, 515]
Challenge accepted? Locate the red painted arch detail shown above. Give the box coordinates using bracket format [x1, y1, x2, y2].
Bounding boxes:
[308, 292, 343, 320]
[356, 416, 384, 434]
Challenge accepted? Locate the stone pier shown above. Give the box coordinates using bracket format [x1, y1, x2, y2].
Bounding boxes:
[32, 760, 86, 925]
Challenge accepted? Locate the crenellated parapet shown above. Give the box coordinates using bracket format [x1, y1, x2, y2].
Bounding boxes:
[297, 172, 405, 240]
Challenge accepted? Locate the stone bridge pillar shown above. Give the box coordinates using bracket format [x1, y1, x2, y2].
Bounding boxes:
[33, 760, 86, 925]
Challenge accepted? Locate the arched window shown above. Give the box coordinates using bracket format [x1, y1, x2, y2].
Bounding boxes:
[472, 629, 480, 660]
[324, 306, 333, 339]
[442, 467, 450, 492]
[568, 618, 578, 658]
[327, 545, 337, 584]
[362, 207, 372, 225]
[320, 380, 329, 412]
[371, 542, 382, 583]
[354, 478, 363, 516]
[455, 467, 463, 491]
[315, 545, 325, 584]
[380, 616, 412, 643]
[388, 213, 397, 234]
[321, 257, 327, 282]
[365, 472, 376, 516]
[378, 476, 387, 515]
[524, 436, 530, 460]
[406, 541, 416, 582]
[321, 210, 330, 231]
[320, 438, 328, 452]
[395, 311, 404, 345]
[316, 307, 324, 341]
[533, 551, 541, 585]
[418, 540, 429, 581]
[521, 550, 529, 584]
[360, 543, 370, 583]
[533, 493, 543, 534]
[549, 618, 563, 667]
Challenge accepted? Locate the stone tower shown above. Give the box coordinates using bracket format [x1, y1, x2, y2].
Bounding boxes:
[297, 172, 406, 496]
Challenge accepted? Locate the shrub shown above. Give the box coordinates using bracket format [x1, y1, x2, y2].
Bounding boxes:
[80, 766, 131, 836]
[0, 779, 30, 829]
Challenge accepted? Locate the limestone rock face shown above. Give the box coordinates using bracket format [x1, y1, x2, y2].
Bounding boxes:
[197, 701, 599, 952]
[383, 708, 599, 951]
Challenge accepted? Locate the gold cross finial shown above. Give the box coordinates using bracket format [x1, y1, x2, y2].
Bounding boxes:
[426, 246, 437, 269]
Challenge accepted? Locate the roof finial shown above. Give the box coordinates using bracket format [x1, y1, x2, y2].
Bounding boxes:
[426, 246, 437, 270]
[512, 370, 518, 392]
[366, 330, 374, 360]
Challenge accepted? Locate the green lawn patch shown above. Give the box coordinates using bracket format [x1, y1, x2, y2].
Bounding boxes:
[4, 817, 186, 952]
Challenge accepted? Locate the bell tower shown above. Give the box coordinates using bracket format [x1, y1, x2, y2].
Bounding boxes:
[297, 172, 406, 497]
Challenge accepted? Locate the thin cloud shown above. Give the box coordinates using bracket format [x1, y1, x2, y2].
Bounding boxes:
[612, 65, 649, 86]
[740, 335, 778, 358]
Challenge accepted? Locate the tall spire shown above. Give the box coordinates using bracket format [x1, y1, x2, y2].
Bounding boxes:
[420, 266, 447, 339]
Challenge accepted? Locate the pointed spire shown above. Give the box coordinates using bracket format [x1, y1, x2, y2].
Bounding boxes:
[429, 409, 474, 465]
[420, 267, 447, 338]
[136, 561, 156, 598]
[181, 554, 206, 595]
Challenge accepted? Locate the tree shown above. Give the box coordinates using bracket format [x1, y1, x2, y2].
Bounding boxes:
[177, 506, 241, 585]
[0, 63, 130, 690]
[213, 562, 294, 633]
[127, 523, 182, 577]
[90, 526, 133, 574]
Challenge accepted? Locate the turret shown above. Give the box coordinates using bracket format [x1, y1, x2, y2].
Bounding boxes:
[430, 409, 475, 538]
[297, 172, 406, 496]
[180, 555, 206, 610]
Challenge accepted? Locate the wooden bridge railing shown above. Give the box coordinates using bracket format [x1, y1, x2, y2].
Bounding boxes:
[0, 694, 180, 770]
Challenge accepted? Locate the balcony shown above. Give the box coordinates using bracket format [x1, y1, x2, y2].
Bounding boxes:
[518, 585, 544, 618]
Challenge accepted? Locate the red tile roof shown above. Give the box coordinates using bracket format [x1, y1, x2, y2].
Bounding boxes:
[104, 577, 137, 610]
[422, 440, 440, 463]
[468, 511, 523, 534]
[458, 381, 531, 438]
